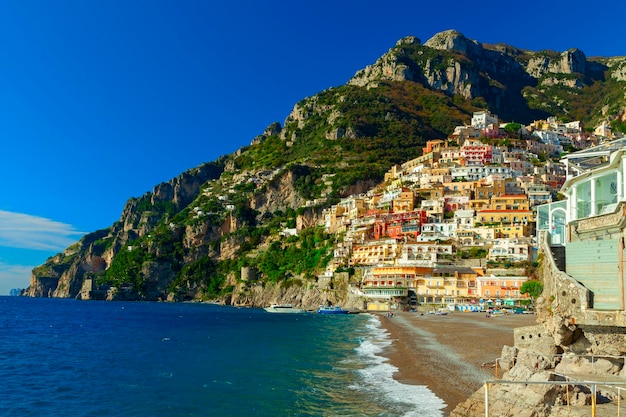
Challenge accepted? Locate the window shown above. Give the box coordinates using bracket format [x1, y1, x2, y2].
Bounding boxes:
[576, 180, 591, 218]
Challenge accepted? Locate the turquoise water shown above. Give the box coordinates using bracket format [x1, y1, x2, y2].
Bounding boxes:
[0, 297, 444, 416]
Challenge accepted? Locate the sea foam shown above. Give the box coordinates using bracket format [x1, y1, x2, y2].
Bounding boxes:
[353, 314, 446, 417]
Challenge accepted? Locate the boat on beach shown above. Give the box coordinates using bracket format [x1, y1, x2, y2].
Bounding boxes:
[316, 305, 350, 314]
[263, 304, 306, 313]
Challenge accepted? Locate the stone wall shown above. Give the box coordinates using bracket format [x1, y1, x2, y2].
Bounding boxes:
[514, 324, 554, 353]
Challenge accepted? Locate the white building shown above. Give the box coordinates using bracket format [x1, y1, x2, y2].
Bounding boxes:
[471, 110, 499, 129]
[487, 238, 533, 262]
[450, 165, 513, 181]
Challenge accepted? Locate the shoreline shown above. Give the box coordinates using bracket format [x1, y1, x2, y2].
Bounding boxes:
[376, 311, 537, 415]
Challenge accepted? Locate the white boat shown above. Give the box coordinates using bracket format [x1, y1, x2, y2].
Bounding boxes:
[263, 304, 306, 314]
[316, 305, 350, 314]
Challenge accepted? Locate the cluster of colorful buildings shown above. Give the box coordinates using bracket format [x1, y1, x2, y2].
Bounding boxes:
[318, 110, 623, 311]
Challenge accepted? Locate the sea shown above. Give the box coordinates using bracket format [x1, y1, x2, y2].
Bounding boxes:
[0, 296, 445, 417]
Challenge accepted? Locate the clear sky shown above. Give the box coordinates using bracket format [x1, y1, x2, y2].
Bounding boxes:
[1, 0, 625, 294]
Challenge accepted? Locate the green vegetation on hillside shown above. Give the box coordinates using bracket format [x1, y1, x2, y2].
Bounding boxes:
[253, 227, 334, 282]
[233, 81, 477, 201]
[29, 38, 626, 302]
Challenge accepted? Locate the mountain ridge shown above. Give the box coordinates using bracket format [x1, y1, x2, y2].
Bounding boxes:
[25, 30, 626, 304]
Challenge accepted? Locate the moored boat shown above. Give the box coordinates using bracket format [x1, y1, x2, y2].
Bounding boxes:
[263, 304, 306, 313]
[316, 305, 349, 314]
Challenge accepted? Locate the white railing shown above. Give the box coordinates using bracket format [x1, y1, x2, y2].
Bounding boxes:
[482, 352, 626, 416]
[484, 379, 626, 417]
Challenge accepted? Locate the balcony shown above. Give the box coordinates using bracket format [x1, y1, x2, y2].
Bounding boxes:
[362, 287, 409, 298]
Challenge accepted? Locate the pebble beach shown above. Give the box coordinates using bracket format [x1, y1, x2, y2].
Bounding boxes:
[378, 310, 538, 415]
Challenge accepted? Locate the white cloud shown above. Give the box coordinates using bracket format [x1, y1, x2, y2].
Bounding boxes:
[0, 210, 85, 251]
[0, 262, 33, 294]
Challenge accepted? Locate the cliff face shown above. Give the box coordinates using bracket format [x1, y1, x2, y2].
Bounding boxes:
[27, 154, 343, 304]
[227, 272, 366, 311]
[26, 29, 626, 306]
[349, 30, 626, 124]
[28, 162, 224, 299]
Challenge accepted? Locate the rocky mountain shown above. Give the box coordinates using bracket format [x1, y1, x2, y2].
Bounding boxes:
[350, 30, 626, 125]
[26, 30, 626, 307]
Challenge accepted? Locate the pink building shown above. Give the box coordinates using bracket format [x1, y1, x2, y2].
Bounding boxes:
[461, 139, 493, 165]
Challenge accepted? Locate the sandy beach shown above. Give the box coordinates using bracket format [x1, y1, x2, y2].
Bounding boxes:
[378, 310, 537, 415]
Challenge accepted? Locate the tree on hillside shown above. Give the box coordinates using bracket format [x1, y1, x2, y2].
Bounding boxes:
[504, 122, 522, 135]
[521, 279, 544, 309]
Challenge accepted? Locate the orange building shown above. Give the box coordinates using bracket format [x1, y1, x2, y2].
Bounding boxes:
[373, 210, 427, 240]
[477, 275, 530, 306]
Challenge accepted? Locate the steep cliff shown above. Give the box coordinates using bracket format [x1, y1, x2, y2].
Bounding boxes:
[28, 161, 225, 299]
[349, 29, 626, 125]
[27, 30, 626, 306]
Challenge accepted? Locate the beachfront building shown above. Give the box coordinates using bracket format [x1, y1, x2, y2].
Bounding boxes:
[362, 266, 433, 311]
[428, 266, 480, 306]
[476, 275, 529, 307]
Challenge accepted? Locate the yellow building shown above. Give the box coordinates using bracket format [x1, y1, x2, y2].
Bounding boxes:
[392, 188, 416, 212]
[476, 209, 533, 225]
[350, 240, 401, 267]
[363, 266, 432, 311]
[474, 178, 506, 200]
[490, 194, 530, 211]
[494, 223, 533, 238]
[415, 266, 480, 306]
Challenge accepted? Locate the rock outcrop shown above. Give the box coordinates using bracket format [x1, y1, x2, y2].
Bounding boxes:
[27, 162, 224, 300]
[228, 271, 366, 311]
[348, 29, 624, 124]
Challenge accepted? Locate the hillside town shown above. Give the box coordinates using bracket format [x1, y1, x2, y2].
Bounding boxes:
[315, 110, 624, 312]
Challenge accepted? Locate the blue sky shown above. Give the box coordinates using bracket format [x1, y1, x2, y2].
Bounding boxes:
[1, 0, 625, 294]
